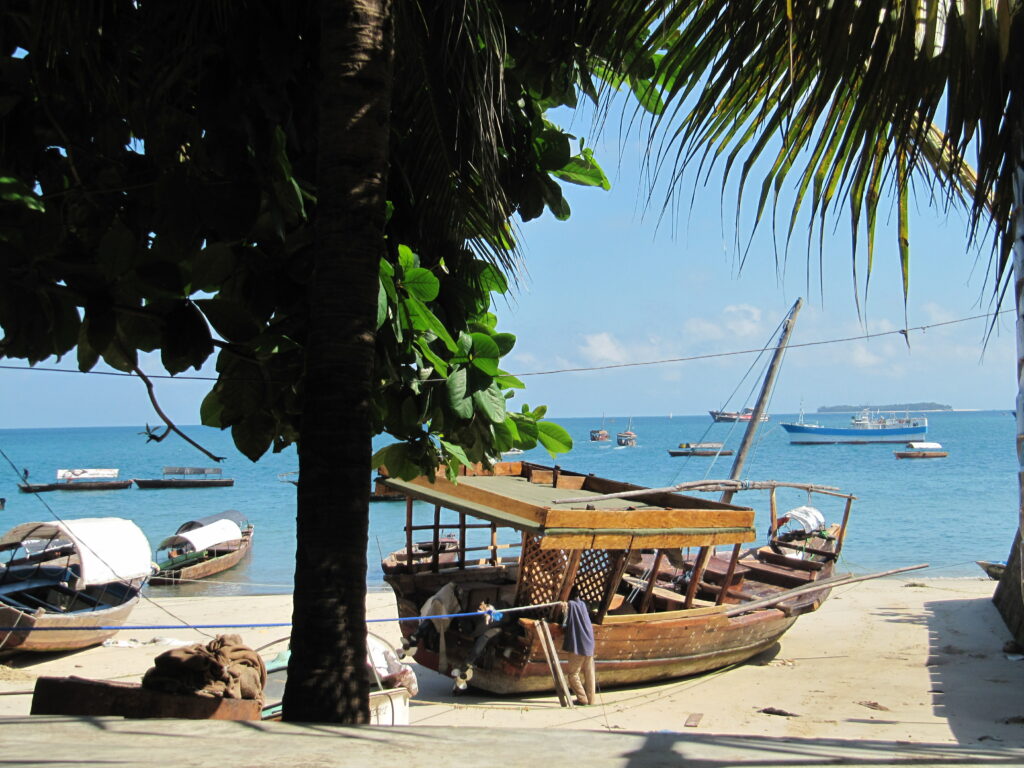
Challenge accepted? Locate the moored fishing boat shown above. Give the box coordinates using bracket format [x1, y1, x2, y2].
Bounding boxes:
[379, 460, 857, 695]
[0, 518, 152, 654]
[668, 442, 733, 457]
[781, 409, 928, 444]
[150, 510, 253, 585]
[133, 467, 234, 489]
[893, 442, 948, 459]
[18, 468, 132, 493]
[709, 408, 769, 423]
[616, 417, 637, 446]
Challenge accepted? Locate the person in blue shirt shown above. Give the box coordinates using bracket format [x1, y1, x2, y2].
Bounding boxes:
[562, 587, 596, 705]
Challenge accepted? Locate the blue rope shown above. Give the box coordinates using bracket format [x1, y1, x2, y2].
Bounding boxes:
[0, 608, 506, 633]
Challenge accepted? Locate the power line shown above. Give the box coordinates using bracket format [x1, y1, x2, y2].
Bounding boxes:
[0, 309, 1012, 383]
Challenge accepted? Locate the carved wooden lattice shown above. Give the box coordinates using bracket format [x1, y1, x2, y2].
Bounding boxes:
[575, 548, 620, 605]
[515, 533, 570, 609]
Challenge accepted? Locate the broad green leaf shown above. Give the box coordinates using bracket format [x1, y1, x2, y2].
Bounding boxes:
[398, 244, 417, 270]
[371, 442, 419, 480]
[440, 439, 470, 467]
[492, 333, 516, 356]
[195, 298, 261, 342]
[404, 294, 458, 352]
[495, 373, 525, 389]
[402, 267, 440, 301]
[471, 356, 500, 376]
[553, 148, 611, 190]
[472, 384, 507, 424]
[231, 410, 276, 462]
[537, 421, 573, 457]
[471, 332, 500, 359]
[376, 280, 387, 329]
[446, 368, 474, 418]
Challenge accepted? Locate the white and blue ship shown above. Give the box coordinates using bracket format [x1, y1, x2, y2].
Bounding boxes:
[781, 409, 928, 444]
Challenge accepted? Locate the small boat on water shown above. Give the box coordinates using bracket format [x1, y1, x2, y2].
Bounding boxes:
[710, 408, 769, 423]
[668, 442, 734, 457]
[616, 417, 637, 447]
[0, 518, 152, 654]
[781, 409, 928, 444]
[894, 442, 948, 459]
[150, 510, 254, 585]
[18, 468, 132, 493]
[133, 466, 234, 489]
[590, 414, 610, 442]
[379, 460, 857, 696]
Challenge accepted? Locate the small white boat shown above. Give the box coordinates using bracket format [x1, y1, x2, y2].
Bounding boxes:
[894, 441, 948, 459]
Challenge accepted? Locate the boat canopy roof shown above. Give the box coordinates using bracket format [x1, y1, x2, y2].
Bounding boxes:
[382, 462, 757, 550]
[56, 468, 119, 480]
[159, 518, 243, 552]
[162, 466, 223, 476]
[905, 442, 943, 450]
[175, 509, 248, 533]
[0, 517, 152, 586]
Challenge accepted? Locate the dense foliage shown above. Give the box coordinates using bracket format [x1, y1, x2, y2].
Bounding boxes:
[0, 2, 669, 471]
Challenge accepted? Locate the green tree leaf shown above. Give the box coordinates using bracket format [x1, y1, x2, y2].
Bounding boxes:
[402, 267, 440, 301]
[537, 421, 573, 456]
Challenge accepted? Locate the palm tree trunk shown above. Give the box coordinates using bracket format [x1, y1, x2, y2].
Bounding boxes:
[282, 0, 393, 723]
[993, 104, 1024, 641]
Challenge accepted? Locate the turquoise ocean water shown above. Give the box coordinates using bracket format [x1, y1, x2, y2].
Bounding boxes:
[0, 410, 1016, 597]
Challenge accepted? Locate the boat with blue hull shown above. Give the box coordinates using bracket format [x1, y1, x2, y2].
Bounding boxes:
[781, 409, 928, 444]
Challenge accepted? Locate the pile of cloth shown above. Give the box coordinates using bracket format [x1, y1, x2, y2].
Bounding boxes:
[142, 633, 267, 705]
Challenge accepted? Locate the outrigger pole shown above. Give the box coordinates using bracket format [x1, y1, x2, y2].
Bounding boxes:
[721, 297, 803, 504]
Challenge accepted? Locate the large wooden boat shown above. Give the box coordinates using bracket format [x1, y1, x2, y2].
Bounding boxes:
[133, 466, 234, 489]
[0, 518, 152, 654]
[18, 468, 132, 493]
[380, 460, 854, 695]
[150, 510, 253, 585]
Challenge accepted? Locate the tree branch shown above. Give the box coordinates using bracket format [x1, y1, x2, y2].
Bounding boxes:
[134, 365, 225, 462]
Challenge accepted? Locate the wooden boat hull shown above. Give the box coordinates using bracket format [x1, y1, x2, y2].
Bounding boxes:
[150, 533, 252, 585]
[894, 451, 948, 459]
[0, 590, 140, 655]
[18, 481, 133, 493]
[133, 478, 234, 489]
[668, 449, 734, 457]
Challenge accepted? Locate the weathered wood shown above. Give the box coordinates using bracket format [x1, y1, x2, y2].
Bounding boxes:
[544, 508, 755, 530]
[31, 676, 261, 720]
[684, 547, 711, 609]
[539, 530, 756, 551]
[716, 544, 743, 606]
[639, 551, 666, 614]
[535, 620, 572, 708]
[554, 480, 845, 506]
[404, 475, 546, 523]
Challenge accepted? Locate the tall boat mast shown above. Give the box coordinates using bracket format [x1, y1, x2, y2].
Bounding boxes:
[721, 298, 803, 504]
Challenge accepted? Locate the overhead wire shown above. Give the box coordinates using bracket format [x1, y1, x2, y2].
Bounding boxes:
[0, 308, 1012, 384]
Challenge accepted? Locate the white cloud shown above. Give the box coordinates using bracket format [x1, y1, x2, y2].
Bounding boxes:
[578, 332, 630, 365]
[722, 304, 763, 338]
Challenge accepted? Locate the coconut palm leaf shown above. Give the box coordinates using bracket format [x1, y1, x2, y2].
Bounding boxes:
[643, 0, 1021, 302]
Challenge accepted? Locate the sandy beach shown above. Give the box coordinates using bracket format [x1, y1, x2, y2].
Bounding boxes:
[2, 575, 1023, 750]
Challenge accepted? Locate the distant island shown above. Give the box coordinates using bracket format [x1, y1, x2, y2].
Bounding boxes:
[817, 402, 952, 413]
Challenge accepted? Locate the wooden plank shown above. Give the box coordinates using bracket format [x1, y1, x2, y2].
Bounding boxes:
[600, 604, 727, 624]
[684, 713, 703, 728]
[529, 471, 555, 485]
[554, 475, 586, 490]
[545, 508, 755, 530]
[405, 475, 546, 523]
[31, 677, 261, 720]
[538, 530, 755, 550]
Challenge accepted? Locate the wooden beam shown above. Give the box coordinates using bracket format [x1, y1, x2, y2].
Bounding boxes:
[639, 550, 666, 613]
[715, 543, 743, 606]
[684, 547, 711, 609]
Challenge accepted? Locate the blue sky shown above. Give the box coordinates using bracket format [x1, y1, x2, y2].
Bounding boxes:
[0, 107, 1015, 430]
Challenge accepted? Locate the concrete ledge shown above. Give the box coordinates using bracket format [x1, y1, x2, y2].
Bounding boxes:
[0, 717, 1022, 768]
